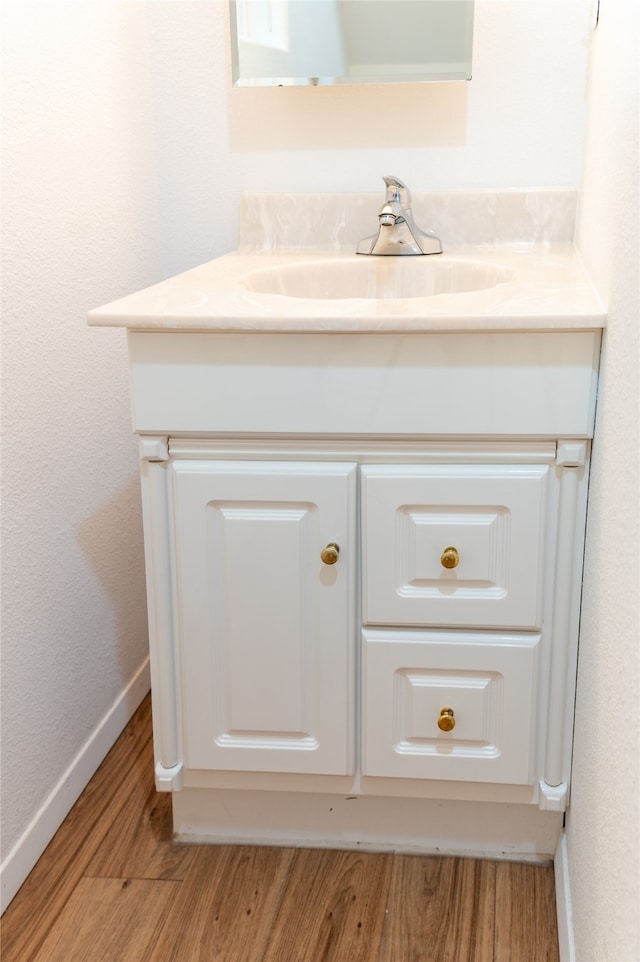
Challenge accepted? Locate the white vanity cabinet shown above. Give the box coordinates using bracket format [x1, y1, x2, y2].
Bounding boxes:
[127, 328, 600, 852]
[87, 187, 606, 854]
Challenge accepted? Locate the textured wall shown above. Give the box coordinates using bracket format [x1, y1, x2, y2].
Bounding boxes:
[570, 0, 640, 958]
[1, 0, 593, 911]
[1, 2, 159, 887]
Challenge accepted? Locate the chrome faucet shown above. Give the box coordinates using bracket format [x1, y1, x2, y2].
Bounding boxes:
[357, 175, 442, 256]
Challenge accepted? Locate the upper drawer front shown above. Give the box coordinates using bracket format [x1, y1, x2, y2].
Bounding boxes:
[128, 331, 600, 437]
[362, 463, 549, 629]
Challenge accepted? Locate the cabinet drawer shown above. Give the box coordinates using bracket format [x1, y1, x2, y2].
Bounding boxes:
[362, 629, 540, 785]
[361, 463, 549, 629]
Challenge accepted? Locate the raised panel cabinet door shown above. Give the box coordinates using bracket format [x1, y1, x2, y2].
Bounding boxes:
[362, 628, 540, 785]
[361, 463, 549, 629]
[171, 460, 357, 776]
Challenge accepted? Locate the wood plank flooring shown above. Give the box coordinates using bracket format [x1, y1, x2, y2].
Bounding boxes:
[1, 696, 559, 962]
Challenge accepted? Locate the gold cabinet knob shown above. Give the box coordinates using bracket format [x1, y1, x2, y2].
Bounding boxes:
[438, 707, 456, 732]
[440, 546, 459, 569]
[321, 543, 340, 565]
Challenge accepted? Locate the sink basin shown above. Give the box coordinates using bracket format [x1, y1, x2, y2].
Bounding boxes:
[242, 257, 511, 300]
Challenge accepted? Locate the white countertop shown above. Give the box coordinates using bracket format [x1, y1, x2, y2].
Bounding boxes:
[88, 190, 606, 333]
[88, 243, 605, 333]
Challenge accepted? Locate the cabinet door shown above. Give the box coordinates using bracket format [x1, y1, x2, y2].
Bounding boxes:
[362, 463, 549, 629]
[171, 460, 357, 776]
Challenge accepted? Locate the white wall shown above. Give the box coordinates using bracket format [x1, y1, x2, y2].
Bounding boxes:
[224, 0, 590, 195]
[569, 0, 640, 958]
[2, 2, 169, 910]
[1, 0, 593, 911]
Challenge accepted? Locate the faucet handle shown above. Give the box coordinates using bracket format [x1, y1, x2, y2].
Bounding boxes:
[383, 175, 411, 207]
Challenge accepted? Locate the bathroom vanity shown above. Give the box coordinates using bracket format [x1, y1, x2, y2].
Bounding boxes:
[89, 190, 604, 858]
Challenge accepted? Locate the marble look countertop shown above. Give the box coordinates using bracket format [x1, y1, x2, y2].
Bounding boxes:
[88, 191, 606, 333]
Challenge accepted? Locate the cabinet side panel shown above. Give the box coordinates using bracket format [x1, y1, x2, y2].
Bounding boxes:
[138, 454, 181, 774]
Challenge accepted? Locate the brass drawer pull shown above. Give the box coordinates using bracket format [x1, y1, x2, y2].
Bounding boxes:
[440, 546, 460, 569]
[438, 707, 456, 732]
[321, 543, 340, 565]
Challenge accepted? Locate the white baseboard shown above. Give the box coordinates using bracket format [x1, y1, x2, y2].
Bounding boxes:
[554, 832, 576, 962]
[0, 658, 150, 915]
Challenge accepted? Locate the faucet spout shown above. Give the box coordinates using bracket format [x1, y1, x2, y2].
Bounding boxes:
[357, 175, 442, 256]
[378, 201, 404, 227]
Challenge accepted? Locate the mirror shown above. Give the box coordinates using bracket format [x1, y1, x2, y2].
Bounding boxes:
[230, 1, 474, 87]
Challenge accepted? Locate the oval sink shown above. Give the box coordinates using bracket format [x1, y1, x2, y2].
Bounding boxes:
[242, 257, 511, 300]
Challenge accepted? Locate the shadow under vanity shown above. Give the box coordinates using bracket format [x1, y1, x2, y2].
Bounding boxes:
[89, 189, 604, 859]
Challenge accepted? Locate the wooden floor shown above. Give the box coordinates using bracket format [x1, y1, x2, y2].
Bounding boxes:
[1, 696, 559, 962]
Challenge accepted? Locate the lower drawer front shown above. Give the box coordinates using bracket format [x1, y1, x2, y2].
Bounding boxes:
[362, 629, 540, 785]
